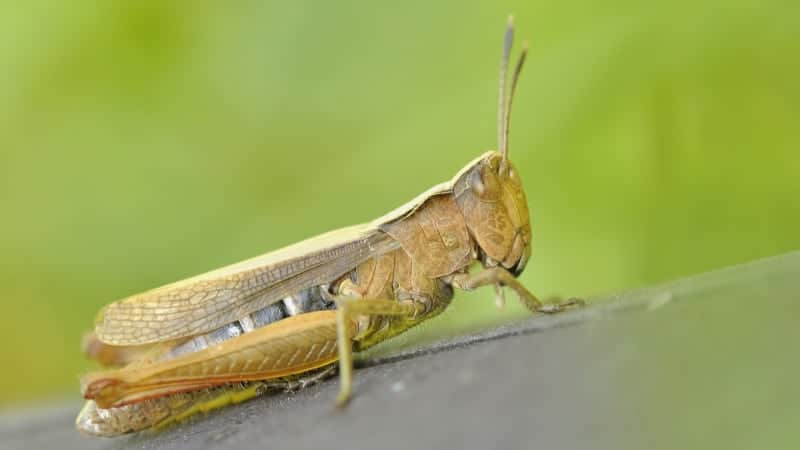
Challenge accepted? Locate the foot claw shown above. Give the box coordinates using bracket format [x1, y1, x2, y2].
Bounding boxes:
[564, 297, 585, 307]
[537, 304, 562, 314]
[335, 392, 351, 408]
[537, 297, 585, 314]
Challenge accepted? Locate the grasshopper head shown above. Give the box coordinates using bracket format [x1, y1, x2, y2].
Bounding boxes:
[454, 17, 532, 276]
[454, 151, 531, 276]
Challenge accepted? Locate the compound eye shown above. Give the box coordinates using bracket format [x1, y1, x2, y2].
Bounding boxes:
[468, 165, 502, 199]
[468, 168, 486, 196]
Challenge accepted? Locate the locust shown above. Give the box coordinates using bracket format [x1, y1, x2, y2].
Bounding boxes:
[76, 17, 583, 437]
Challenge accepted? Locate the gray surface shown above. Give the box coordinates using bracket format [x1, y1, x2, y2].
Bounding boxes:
[1, 251, 798, 450]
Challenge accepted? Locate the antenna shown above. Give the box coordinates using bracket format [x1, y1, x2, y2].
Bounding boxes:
[503, 40, 528, 171]
[498, 16, 514, 164]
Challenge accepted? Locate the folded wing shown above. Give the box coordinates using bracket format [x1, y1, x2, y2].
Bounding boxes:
[95, 224, 399, 345]
[94, 161, 483, 347]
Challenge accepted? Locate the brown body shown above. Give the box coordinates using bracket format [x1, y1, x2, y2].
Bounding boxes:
[76, 19, 581, 437]
[345, 152, 533, 351]
[79, 152, 534, 404]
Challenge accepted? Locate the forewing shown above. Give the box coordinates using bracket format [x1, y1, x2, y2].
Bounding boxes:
[95, 224, 399, 346]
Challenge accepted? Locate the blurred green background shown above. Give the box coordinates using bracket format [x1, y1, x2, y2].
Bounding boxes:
[0, 0, 797, 424]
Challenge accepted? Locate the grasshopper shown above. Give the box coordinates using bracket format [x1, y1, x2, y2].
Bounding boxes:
[76, 17, 582, 437]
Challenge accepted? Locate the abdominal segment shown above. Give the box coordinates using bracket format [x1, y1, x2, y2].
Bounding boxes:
[164, 286, 336, 361]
